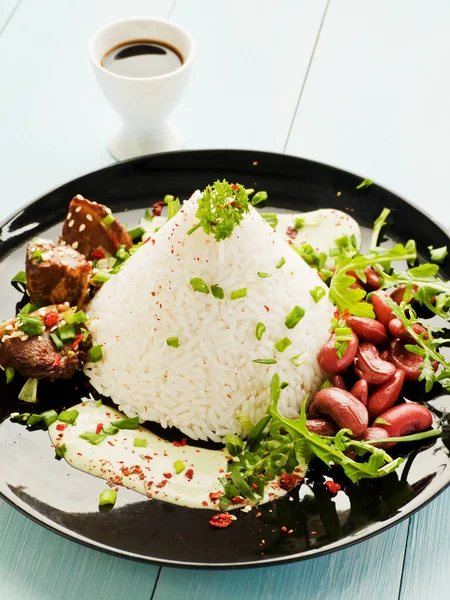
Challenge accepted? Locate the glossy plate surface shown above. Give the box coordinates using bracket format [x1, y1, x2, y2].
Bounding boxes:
[1, 149, 449, 568]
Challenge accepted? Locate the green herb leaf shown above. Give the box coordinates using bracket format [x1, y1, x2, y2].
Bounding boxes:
[79, 432, 108, 445]
[190, 277, 209, 294]
[18, 378, 38, 403]
[110, 417, 140, 430]
[99, 489, 117, 507]
[5, 367, 15, 384]
[167, 197, 181, 221]
[356, 178, 373, 189]
[173, 460, 185, 474]
[428, 245, 448, 264]
[225, 434, 244, 456]
[11, 270, 27, 292]
[294, 218, 305, 229]
[251, 191, 268, 206]
[87, 345, 103, 363]
[370, 207, 390, 249]
[211, 285, 224, 299]
[261, 213, 278, 228]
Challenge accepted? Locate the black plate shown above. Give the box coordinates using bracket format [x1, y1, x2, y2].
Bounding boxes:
[1, 149, 450, 568]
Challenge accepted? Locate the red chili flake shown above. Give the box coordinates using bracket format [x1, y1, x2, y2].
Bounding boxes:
[264, 305, 270, 312]
[108, 441, 114, 446]
[230, 496, 242, 505]
[281, 526, 287, 532]
[52, 354, 61, 367]
[163, 472, 172, 479]
[185, 469, 194, 480]
[209, 491, 223, 502]
[209, 513, 233, 529]
[255, 512, 262, 518]
[156, 480, 168, 489]
[324, 480, 341, 495]
[110, 234, 120, 249]
[230, 184, 239, 190]
[77, 452, 82, 456]
[172, 441, 181, 447]
[202, 501, 208, 507]
[72, 334, 84, 350]
[286, 226, 298, 240]
[56, 424, 67, 432]
[91, 248, 106, 260]
[280, 473, 304, 491]
[95, 423, 103, 435]
[44, 312, 59, 327]
[251, 483, 259, 490]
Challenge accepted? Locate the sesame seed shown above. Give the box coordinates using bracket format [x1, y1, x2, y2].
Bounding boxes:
[68, 220, 74, 228]
[50, 325, 58, 332]
[67, 350, 75, 358]
[79, 224, 86, 232]
[75, 194, 84, 200]
[20, 335, 29, 342]
[86, 214, 93, 221]
[72, 241, 79, 249]
[104, 207, 112, 214]
[37, 336, 43, 342]
[67, 213, 72, 220]
[60, 260, 68, 266]
[75, 206, 82, 213]
[60, 241, 66, 246]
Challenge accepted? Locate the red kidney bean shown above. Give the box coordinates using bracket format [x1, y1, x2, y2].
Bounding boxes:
[306, 419, 338, 436]
[350, 281, 365, 292]
[389, 339, 438, 381]
[390, 284, 418, 305]
[388, 318, 429, 341]
[354, 342, 396, 384]
[330, 374, 347, 390]
[350, 379, 368, 406]
[318, 332, 359, 373]
[380, 349, 390, 361]
[367, 369, 405, 421]
[370, 291, 395, 327]
[377, 403, 433, 438]
[309, 387, 369, 437]
[364, 267, 382, 291]
[346, 316, 388, 346]
[363, 427, 393, 448]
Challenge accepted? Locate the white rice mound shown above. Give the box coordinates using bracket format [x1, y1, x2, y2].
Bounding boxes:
[85, 194, 334, 442]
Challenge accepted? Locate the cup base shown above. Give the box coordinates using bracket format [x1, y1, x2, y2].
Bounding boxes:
[108, 123, 183, 161]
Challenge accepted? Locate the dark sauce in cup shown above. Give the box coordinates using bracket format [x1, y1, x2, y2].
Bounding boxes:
[102, 39, 183, 78]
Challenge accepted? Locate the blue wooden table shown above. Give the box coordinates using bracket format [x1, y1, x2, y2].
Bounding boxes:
[1, 1, 450, 598]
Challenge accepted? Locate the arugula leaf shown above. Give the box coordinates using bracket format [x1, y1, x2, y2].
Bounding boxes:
[370, 208, 390, 249]
[356, 178, 374, 189]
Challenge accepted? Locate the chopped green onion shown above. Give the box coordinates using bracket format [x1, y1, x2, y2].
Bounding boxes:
[190, 277, 209, 294]
[276, 257, 286, 269]
[319, 269, 333, 282]
[94, 399, 102, 408]
[102, 214, 115, 226]
[5, 367, 15, 384]
[310, 286, 326, 303]
[164, 194, 175, 204]
[225, 434, 244, 456]
[246, 415, 272, 449]
[18, 378, 38, 403]
[72, 310, 87, 324]
[26, 414, 43, 427]
[371, 208, 391, 249]
[50, 332, 64, 350]
[79, 431, 107, 445]
[186, 223, 201, 236]
[92, 271, 111, 284]
[292, 244, 327, 272]
[428, 245, 448, 264]
[290, 352, 307, 367]
[294, 218, 305, 229]
[335, 341, 348, 359]
[280, 381, 289, 389]
[320, 379, 333, 389]
[62, 308, 76, 323]
[167, 197, 181, 220]
[251, 191, 268, 206]
[99, 489, 117, 507]
[167, 337, 180, 348]
[18, 317, 43, 337]
[110, 417, 140, 430]
[58, 409, 79, 425]
[335, 327, 353, 342]
[374, 417, 391, 425]
[173, 460, 185, 474]
[245, 188, 255, 197]
[257, 272, 271, 278]
[255, 322, 266, 341]
[87, 345, 103, 363]
[103, 425, 119, 435]
[274, 337, 292, 353]
[230, 288, 247, 300]
[261, 212, 278, 228]
[10, 412, 30, 424]
[58, 323, 76, 341]
[284, 305, 305, 329]
[218, 496, 230, 511]
[11, 271, 27, 292]
[211, 285, 224, 299]
[41, 409, 58, 428]
[144, 208, 154, 222]
[31, 249, 44, 263]
[235, 411, 254, 434]
[116, 245, 130, 261]
[134, 438, 148, 448]
[253, 358, 277, 364]
[356, 178, 373, 189]
[55, 444, 67, 460]
[127, 226, 146, 240]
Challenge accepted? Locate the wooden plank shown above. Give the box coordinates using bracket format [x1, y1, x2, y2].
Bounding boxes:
[153, 523, 408, 600]
[286, 0, 450, 228]
[0, 0, 21, 33]
[170, 0, 328, 153]
[0, 502, 159, 600]
[400, 487, 450, 600]
[0, 0, 176, 222]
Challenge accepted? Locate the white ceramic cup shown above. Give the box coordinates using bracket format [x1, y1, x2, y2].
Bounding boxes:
[89, 18, 195, 160]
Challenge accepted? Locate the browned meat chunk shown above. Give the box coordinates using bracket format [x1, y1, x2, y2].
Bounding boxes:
[26, 240, 92, 309]
[0, 304, 92, 380]
[60, 195, 132, 259]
